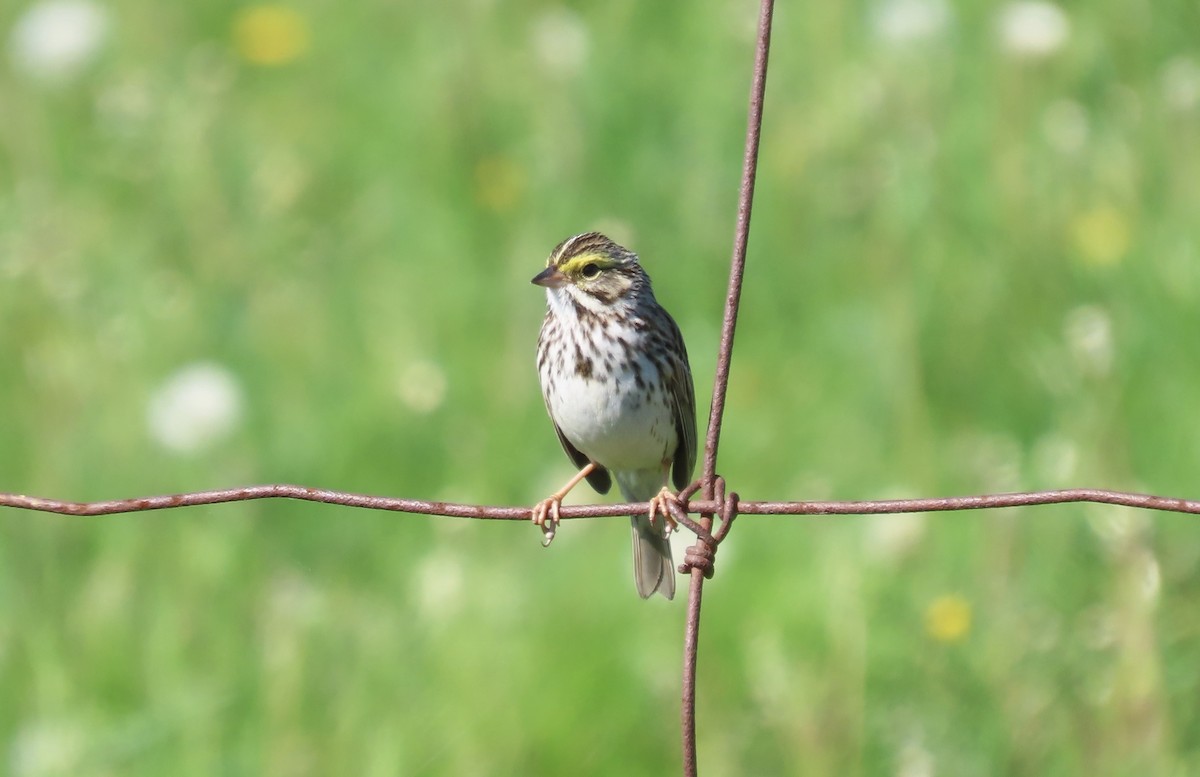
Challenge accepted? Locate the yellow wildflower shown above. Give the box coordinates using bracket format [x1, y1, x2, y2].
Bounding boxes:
[1070, 205, 1132, 267]
[925, 594, 972, 643]
[233, 5, 310, 66]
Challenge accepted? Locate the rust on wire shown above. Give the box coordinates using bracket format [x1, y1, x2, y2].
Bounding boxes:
[0, 486, 673, 520]
[699, 3, 773, 492]
[679, 477, 738, 580]
[738, 489, 1200, 515]
[683, 0, 776, 774]
[5, 486, 1200, 519]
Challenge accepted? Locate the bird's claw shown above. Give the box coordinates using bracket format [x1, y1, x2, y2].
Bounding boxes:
[647, 487, 681, 539]
[531, 496, 562, 547]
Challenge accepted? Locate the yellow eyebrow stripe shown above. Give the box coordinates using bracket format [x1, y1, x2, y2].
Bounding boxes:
[559, 253, 616, 275]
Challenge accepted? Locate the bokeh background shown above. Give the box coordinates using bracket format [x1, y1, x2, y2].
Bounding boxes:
[3, 0, 1200, 773]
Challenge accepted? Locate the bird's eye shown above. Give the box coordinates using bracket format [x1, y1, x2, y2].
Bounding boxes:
[581, 263, 601, 279]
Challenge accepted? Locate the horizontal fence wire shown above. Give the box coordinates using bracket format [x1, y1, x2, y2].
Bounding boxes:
[5, 485, 1200, 520]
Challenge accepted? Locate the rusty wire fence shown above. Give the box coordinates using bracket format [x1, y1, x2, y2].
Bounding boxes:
[4, 1, 1200, 773]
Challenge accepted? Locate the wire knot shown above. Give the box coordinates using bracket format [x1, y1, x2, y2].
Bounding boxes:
[676, 476, 738, 580]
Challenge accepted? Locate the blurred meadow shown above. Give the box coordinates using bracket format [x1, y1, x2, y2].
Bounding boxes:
[2, 0, 1200, 773]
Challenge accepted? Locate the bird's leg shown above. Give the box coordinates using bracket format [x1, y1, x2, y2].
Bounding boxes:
[646, 460, 681, 538]
[532, 462, 596, 547]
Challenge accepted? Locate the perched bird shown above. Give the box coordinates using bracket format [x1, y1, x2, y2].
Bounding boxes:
[532, 232, 697, 599]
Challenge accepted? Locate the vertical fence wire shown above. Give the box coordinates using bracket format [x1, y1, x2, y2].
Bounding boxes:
[681, 1, 775, 774]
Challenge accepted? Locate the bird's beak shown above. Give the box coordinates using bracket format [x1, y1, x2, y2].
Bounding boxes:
[531, 266, 568, 288]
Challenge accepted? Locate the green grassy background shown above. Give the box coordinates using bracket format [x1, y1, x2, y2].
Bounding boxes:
[3, 0, 1200, 773]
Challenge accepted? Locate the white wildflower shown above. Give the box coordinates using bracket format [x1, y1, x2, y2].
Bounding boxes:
[870, 0, 951, 46]
[1162, 57, 1200, 113]
[897, 735, 935, 777]
[1136, 549, 1161, 606]
[1086, 504, 1148, 554]
[531, 7, 589, 77]
[1064, 305, 1113, 377]
[997, 1, 1069, 59]
[414, 551, 464, 623]
[396, 359, 447, 414]
[9, 719, 85, 777]
[10, 0, 110, 83]
[146, 362, 244, 454]
[1031, 433, 1078, 485]
[864, 512, 927, 564]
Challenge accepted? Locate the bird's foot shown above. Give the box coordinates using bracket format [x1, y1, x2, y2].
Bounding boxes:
[530, 462, 597, 547]
[531, 495, 563, 547]
[647, 487, 682, 538]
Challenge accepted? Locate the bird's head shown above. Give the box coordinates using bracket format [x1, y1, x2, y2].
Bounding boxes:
[531, 232, 653, 314]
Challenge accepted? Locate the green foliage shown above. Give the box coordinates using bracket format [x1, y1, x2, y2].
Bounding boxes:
[2, 0, 1199, 773]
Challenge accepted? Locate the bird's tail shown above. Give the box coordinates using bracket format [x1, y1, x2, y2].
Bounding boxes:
[631, 514, 675, 600]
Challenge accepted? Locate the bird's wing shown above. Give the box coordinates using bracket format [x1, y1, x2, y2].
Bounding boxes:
[667, 317, 698, 492]
[553, 421, 612, 494]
